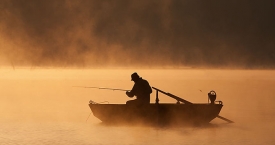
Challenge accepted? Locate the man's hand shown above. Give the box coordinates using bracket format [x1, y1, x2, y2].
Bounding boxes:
[126, 91, 133, 98]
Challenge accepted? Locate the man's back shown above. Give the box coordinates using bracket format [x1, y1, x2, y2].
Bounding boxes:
[131, 78, 152, 100]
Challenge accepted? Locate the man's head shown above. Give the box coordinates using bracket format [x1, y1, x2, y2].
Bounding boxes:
[131, 72, 140, 82]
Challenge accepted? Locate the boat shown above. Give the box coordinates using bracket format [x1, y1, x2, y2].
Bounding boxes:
[89, 87, 230, 126]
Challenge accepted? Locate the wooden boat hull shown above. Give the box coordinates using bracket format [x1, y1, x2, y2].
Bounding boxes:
[89, 103, 223, 126]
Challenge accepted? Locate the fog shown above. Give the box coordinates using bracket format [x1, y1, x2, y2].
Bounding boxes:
[1, 0, 275, 68]
[1, 69, 275, 144]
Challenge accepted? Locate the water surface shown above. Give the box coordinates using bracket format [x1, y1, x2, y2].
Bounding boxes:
[0, 69, 274, 144]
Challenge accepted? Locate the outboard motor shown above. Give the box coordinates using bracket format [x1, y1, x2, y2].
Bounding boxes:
[208, 90, 216, 104]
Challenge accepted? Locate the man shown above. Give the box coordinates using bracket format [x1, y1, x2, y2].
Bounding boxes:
[126, 72, 152, 105]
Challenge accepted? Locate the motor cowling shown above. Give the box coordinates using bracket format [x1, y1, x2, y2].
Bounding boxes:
[208, 90, 216, 104]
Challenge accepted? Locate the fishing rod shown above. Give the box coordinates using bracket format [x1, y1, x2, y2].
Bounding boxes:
[73, 86, 130, 92]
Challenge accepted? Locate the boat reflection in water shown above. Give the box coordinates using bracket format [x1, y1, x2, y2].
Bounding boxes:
[89, 87, 229, 126]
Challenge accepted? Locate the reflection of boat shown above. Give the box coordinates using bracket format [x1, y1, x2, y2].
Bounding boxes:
[89, 87, 227, 126]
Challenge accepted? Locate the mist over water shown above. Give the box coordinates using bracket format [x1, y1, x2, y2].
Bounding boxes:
[0, 68, 275, 144]
[1, 1, 275, 68]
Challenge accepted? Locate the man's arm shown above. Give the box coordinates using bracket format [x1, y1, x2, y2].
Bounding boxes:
[126, 84, 136, 97]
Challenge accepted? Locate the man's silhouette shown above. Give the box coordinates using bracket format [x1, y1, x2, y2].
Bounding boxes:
[126, 72, 152, 105]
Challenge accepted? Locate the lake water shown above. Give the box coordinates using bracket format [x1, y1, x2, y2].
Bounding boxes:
[0, 68, 274, 144]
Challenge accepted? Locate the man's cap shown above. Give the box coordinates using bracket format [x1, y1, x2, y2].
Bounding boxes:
[131, 72, 140, 81]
